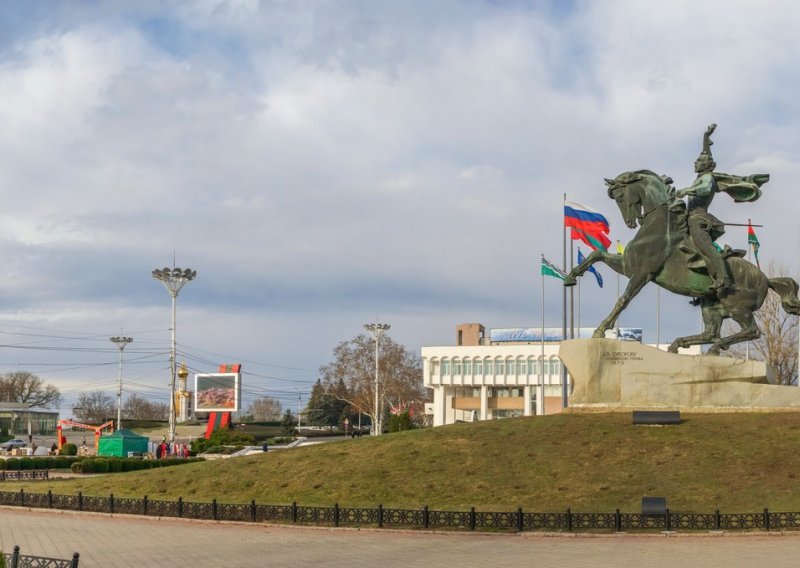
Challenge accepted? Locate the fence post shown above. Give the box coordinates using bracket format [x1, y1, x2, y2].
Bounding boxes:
[251, 500, 256, 523]
[292, 501, 298, 523]
[334, 503, 340, 527]
[615, 508, 622, 532]
[715, 509, 721, 531]
[12, 545, 20, 568]
[110, 493, 114, 514]
[665, 508, 671, 531]
[378, 504, 384, 528]
[178, 496, 183, 518]
[566, 508, 572, 531]
[71, 552, 80, 568]
[764, 508, 770, 532]
[212, 498, 218, 520]
[423, 505, 429, 529]
[143, 495, 147, 516]
[78, 491, 82, 512]
[470, 506, 476, 531]
[48, 490, 53, 509]
[517, 507, 524, 532]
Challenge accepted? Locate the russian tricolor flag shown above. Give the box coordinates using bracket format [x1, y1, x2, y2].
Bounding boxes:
[564, 201, 611, 252]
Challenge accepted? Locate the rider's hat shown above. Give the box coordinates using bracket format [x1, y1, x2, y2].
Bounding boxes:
[696, 124, 717, 169]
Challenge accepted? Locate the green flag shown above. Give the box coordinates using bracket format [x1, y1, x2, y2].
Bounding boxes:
[541, 255, 566, 280]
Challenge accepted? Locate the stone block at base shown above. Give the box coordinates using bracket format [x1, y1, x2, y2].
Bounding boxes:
[559, 339, 800, 412]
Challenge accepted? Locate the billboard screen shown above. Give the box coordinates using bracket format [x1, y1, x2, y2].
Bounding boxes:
[194, 372, 241, 412]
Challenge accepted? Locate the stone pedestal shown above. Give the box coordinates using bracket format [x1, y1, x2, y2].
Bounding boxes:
[559, 339, 800, 412]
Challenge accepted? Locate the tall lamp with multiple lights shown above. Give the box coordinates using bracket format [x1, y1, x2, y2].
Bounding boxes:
[152, 267, 196, 444]
[110, 336, 133, 430]
[363, 322, 390, 436]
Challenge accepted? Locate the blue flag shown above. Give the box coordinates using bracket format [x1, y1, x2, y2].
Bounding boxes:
[577, 248, 603, 288]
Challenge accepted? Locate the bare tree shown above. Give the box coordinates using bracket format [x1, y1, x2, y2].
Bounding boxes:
[724, 261, 799, 385]
[74, 391, 115, 424]
[0, 371, 62, 408]
[123, 394, 169, 420]
[246, 397, 283, 421]
[319, 333, 426, 433]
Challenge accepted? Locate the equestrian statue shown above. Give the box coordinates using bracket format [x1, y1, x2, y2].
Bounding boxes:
[564, 125, 800, 355]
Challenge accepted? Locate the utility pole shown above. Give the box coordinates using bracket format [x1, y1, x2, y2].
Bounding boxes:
[110, 336, 133, 430]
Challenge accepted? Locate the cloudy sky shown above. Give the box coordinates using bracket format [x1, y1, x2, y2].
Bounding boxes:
[1, 0, 799, 413]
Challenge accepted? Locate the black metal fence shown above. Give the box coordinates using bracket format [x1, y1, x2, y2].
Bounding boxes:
[2, 545, 79, 568]
[1, 490, 797, 533]
[0, 471, 48, 481]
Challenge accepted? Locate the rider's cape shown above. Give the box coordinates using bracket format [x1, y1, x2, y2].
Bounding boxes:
[712, 172, 769, 203]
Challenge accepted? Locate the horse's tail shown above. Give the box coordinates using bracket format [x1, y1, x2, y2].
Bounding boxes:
[768, 277, 800, 315]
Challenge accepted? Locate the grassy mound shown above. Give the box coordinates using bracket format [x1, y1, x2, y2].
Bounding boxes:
[4, 413, 800, 511]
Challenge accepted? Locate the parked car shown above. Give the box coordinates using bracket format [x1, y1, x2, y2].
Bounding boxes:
[0, 439, 26, 450]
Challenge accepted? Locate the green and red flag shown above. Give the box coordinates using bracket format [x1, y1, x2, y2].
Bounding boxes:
[747, 222, 760, 268]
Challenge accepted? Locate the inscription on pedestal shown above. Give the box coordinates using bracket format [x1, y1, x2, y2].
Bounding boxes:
[602, 351, 644, 365]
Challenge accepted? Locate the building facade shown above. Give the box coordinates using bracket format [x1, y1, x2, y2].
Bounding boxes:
[422, 323, 651, 427]
[0, 403, 59, 436]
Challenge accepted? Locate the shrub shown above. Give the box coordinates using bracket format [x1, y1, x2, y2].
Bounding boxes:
[61, 443, 77, 456]
[70, 461, 83, 474]
[80, 460, 95, 474]
[31, 457, 49, 470]
[190, 428, 255, 454]
[18, 457, 33, 470]
[4, 458, 19, 471]
[92, 458, 109, 473]
[107, 459, 122, 473]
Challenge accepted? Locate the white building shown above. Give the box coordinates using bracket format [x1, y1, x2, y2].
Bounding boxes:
[422, 323, 651, 427]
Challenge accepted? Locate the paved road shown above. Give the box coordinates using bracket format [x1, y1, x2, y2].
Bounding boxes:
[4, 507, 800, 567]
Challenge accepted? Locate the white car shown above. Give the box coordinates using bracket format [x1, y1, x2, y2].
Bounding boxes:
[0, 439, 26, 450]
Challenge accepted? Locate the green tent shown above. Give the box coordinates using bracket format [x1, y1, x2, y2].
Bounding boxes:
[97, 428, 149, 458]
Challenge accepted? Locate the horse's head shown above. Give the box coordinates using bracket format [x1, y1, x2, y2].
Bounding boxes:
[605, 172, 645, 229]
[605, 170, 670, 229]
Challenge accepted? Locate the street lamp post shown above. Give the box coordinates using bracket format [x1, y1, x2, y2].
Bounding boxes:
[152, 267, 197, 445]
[109, 336, 133, 430]
[363, 322, 390, 436]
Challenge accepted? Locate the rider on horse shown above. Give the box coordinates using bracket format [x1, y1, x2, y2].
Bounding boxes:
[675, 124, 768, 294]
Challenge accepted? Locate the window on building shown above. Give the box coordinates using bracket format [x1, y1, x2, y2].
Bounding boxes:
[475, 361, 484, 375]
[431, 361, 440, 375]
[494, 409, 524, 419]
[551, 359, 561, 375]
[464, 360, 473, 376]
[442, 361, 451, 376]
[485, 361, 494, 375]
[507, 361, 516, 376]
[496, 361, 506, 375]
[454, 361, 462, 375]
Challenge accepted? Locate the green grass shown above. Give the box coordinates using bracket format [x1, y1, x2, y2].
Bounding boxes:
[4, 413, 800, 512]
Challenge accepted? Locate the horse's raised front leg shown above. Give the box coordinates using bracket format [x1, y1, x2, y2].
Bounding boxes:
[669, 300, 724, 353]
[564, 251, 624, 287]
[593, 272, 651, 338]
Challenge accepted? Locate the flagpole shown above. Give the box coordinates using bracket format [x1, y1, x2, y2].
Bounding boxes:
[561, 193, 568, 409]
[616, 241, 622, 337]
[745, 219, 751, 361]
[540, 257, 545, 416]
[570, 241, 575, 340]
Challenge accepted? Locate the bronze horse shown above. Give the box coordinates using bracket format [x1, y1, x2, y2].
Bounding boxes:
[564, 170, 800, 354]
